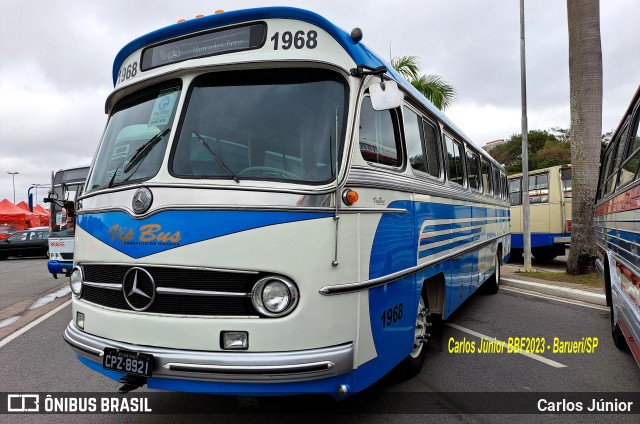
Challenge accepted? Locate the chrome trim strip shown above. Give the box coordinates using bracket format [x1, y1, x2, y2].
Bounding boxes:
[320, 233, 510, 295]
[79, 262, 259, 275]
[65, 321, 354, 383]
[595, 258, 604, 279]
[163, 361, 334, 374]
[342, 207, 407, 214]
[79, 298, 260, 319]
[156, 287, 250, 298]
[77, 205, 407, 218]
[63, 326, 104, 357]
[347, 167, 510, 208]
[83, 281, 122, 291]
[79, 182, 339, 202]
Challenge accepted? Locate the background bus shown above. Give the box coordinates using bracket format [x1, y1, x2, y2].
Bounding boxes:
[595, 85, 640, 366]
[508, 164, 572, 261]
[45, 166, 89, 278]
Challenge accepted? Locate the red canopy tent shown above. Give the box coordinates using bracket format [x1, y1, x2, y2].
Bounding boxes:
[0, 199, 28, 239]
[16, 201, 42, 228]
[33, 204, 50, 227]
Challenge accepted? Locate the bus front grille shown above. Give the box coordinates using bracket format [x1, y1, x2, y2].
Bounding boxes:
[80, 264, 259, 317]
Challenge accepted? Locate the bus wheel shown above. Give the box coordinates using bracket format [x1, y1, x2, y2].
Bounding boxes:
[610, 303, 629, 351]
[481, 251, 501, 295]
[394, 293, 430, 379]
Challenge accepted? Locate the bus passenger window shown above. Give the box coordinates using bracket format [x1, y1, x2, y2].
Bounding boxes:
[423, 120, 441, 178]
[466, 150, 481, 190]
[492, 167, 501, 197]
[359, 97, 401, 167]
[605, 123, 630, 194]
[560, 168, 572, 198]
[509, 178, 522, 205]
[403, 107, 426, 173]
[445, 136, 465, 186]
[481, 160, 492, 195]
[617, 115, 640, 188]
[528, 173, 549, 204]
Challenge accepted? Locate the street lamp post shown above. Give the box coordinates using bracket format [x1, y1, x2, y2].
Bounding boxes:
[520, 0, 532, 272]
[7, 172, 19, 204]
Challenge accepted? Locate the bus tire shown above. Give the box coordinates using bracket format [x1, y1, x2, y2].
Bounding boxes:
[610, 303, 629, 351]
[481, 251, 501, 295]
[394, 292, 434, 379]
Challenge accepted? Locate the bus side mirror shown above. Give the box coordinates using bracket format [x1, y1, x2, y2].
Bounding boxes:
[369, 80, 403, 111]
[64, 200, 76, 217]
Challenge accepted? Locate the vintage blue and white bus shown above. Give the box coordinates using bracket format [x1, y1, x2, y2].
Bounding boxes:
[595, 85, 640, 366]
[63, 7, 511, 396]
[46, 166, 89, 278]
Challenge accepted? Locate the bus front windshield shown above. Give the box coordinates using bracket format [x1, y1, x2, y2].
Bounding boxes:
[87, 81, 182, 192]
[171, 69, 347, 184]
[50, 183, 82, 236]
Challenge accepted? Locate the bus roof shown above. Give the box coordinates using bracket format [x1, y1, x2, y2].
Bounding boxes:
[113, 6, 501, 169]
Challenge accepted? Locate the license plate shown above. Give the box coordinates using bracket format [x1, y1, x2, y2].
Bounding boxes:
[103, 348, 153, 377]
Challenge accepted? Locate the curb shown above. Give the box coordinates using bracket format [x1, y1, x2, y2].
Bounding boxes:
[501, 278, 607, 307]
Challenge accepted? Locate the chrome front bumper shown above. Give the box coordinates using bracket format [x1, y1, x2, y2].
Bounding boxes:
[64, 321, 354, 383]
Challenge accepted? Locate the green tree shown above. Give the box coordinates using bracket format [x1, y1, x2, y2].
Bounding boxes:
[566, 0, 602, 275]
[391, 55, 457, 111]
[487, 129, 567, 173]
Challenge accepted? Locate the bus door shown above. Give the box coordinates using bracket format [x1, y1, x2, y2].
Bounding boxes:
[560, 167, 572, 234]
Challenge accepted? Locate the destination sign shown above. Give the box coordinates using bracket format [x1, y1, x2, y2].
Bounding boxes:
[141, 23, 267, 71]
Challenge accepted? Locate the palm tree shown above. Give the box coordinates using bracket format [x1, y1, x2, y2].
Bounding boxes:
[566, 0, 602, 274]
[391, 55, 456, 111]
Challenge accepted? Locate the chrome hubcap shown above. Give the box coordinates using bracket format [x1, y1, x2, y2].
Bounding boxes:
[411, 296, 427, 358]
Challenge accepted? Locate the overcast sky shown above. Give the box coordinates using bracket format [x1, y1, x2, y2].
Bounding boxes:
[0, 0, 638, 205]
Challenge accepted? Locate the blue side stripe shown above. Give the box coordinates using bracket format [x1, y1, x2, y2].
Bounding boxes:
[418, 235, 482, 258]
[420, 228, 482, 245]
[421, 218, 509, 233]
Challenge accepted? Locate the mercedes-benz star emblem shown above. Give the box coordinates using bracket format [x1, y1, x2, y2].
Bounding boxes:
[123, 267, 156, 311]
[168, 47, 181, 61]
[132, 187, 153, 214]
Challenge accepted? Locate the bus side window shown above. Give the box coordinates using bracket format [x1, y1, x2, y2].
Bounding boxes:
[561, 168, 572, 198]
[422, 119, 441, 178]
[445, 135, 465, 186]
[359, 97, 401, 167]
[617, 111, 640, 188]
[403, 106, 426, 173]
[509, 177, 522, 205]
[598, 146, 615, 199]
[605, 122, 630, 194]
[529, 173, 549, 204]
[492, 166, 500, 197]
[466, 149, 481, 191]
[481, 160, 492, 195]
[502, 174, 508, 200]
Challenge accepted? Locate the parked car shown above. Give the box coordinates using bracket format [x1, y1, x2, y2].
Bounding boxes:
[0, 229, 49, 260]
[0, 224, 19, 241]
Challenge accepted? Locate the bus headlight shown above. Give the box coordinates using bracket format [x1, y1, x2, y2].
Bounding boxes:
[69, 267, 84, 296]
[251, 276, 299, 317]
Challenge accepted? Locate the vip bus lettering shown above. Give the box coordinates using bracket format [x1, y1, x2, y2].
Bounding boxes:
[108, 224, 181, 243]
[139, 224, 181, 243]
[108, 225, 134, 243]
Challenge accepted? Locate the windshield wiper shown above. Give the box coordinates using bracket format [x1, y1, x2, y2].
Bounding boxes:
[107, 128, 171, 188]
[190, 127, 239, 183]
[124, 128, 171, 173]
